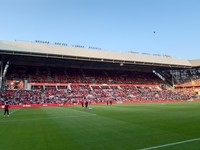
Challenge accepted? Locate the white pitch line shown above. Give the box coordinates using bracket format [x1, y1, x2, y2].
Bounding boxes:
[42, 114, 97, 120]
[10, 108, 21, 115]
[0, 114, 96, 123]
[140, 138, 200, 150]
[57, 106, 97, 115]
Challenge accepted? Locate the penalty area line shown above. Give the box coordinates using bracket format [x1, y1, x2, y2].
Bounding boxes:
[140, 138, 200, 150]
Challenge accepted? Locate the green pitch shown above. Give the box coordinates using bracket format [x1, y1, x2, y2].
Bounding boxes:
[1, 102, 200, 150]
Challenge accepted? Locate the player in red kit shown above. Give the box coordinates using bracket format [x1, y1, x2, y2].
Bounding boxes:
[4, 102, 10, 117]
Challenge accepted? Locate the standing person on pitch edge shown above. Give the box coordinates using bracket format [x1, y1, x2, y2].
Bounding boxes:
[85, 99, 89, 109]
[81, 98, 85, 108]
[110, 100, 112, 105]
[106, 100, 109, 105]
[4, 102, 10, 117]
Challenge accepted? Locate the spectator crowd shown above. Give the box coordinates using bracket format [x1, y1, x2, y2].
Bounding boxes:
[1, 65, 197, 106]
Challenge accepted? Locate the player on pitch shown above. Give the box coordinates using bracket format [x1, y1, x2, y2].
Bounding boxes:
[4, 102, 10, 117]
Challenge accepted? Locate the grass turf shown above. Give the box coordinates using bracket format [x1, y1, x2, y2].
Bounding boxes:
[1, 101, 200, 150]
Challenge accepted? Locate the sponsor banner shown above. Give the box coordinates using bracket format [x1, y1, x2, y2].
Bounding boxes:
[29, 82, 158, 87]
[0, 100, 191, 109]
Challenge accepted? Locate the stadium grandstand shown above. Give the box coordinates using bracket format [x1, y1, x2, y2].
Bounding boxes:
[0, 40, 200, 107]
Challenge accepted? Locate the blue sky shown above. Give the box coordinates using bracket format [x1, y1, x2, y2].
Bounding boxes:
[0, 0, 200, 60]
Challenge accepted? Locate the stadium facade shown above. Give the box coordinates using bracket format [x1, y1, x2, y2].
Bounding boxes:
[0, 40, 200, 87]
[0, 40, 200, 106]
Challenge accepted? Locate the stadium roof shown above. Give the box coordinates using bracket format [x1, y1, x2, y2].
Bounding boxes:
[189, 59, 200, 67]
[0, 40, 198, 68]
